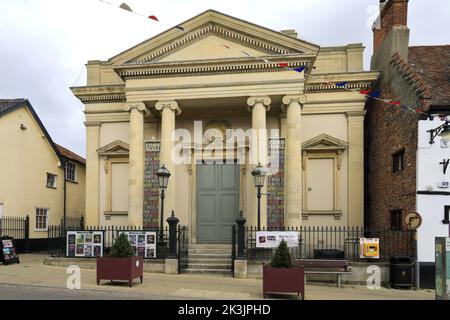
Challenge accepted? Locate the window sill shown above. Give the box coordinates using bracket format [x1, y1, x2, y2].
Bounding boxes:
[302, 210, 343, 221]
[46, 186, 57, 189]
[34, 229, 48, 232]
[66, 179, 78, 184]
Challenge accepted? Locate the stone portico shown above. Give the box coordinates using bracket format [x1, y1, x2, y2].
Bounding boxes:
[72, 10, 378, 244]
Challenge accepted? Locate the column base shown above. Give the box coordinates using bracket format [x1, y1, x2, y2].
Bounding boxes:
[165, 258, 179, 275]
[234, 259, 248, 279]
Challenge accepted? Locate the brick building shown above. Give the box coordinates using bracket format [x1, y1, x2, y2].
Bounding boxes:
[365, 0, 450, 288]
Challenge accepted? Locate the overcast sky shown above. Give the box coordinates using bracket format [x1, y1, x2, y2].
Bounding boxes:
[1, 0, 449, 157]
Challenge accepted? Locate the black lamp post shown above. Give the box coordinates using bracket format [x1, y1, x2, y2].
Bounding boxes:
[156, 164, 171, 243]
[428, 120, 450, 144]
[251, 163, 267, 231]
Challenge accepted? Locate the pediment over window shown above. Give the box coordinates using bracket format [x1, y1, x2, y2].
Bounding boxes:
[302, 134, 348, 152]
[97, 140, 129, 156]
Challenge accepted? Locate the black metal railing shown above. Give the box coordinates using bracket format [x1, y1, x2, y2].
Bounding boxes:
[178, 226, 189, 272]
[231, 224, 237, 276]
[243, 226, 415, 262]
[61, 216, 84, 229]
[0, 216, 29, 253]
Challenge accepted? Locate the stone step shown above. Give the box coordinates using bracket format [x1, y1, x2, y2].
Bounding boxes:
[188, 263, 231, 270]
[188, 248, 232, 254]
[188, 254, 232, 260]
[188, 258, 231, 264]
[183, 268, 232, 275]
[189, 244, 231, 249]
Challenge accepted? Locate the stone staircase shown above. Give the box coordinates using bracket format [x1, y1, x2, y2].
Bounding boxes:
[184, 244, 233, 275]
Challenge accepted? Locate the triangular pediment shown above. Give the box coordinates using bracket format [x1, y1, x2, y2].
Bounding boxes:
[110, 10, 320, 66]
[97, 140, 129, 156]
[302, 134, 348, 151]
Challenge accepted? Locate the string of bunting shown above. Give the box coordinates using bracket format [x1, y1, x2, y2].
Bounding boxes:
[96, 1, 447, 120]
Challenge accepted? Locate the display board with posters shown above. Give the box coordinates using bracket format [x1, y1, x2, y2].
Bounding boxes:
[0, 237, 20, 265]
[256, 231, 299, 248]
[118, 231, 157, 259]
[435, 237, 450, 300]
[66, 231, 104, 258]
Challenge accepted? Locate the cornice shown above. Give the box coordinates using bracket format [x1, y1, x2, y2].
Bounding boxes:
[71, 85, 126, 104]
[115, 57, 312, 80]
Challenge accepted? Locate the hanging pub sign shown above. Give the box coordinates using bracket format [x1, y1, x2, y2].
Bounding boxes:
[0, 236, 20, 265]
[256, 231, 299, 248]
[66, 231, 104, 258]
[118, 231, 157, 259]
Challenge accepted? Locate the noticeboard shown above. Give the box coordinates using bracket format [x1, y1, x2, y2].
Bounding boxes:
[0, 237, 20, 265]
[66, 231, 104, 258]
[435, 237, 450, 300]
[118, 231, 157, 259]
[256, 231, 299, 248]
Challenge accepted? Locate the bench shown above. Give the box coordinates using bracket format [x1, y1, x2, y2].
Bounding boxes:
[295, 259, 352, 288]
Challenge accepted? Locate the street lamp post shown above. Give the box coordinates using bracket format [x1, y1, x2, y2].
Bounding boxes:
[156, 165, 171, 243]
[251, 163, 267, 231]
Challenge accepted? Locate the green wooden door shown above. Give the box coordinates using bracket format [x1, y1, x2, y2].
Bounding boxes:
[197, 163, 239, 244]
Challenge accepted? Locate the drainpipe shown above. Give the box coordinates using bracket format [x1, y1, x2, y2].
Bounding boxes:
[63, 159, 67, 229]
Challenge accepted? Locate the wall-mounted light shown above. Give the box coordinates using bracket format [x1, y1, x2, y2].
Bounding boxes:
[428, 120, 450, 144]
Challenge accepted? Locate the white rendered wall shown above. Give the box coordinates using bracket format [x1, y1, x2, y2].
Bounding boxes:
[417, 117, 450, 262]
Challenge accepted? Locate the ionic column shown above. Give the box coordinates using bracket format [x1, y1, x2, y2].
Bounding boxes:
[247, 96, 271, 229]
[155, 100, 182, 221]
[85, 121, 101, 226]
[282, 95, 306, 228]
[125, 103, 147, 227]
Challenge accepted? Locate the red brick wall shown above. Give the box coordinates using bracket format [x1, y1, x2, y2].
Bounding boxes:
[364, 86, 419, 231]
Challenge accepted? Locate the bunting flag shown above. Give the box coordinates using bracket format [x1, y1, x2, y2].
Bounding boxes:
[119, 2, 132, 12]
[368, 90, 381, 98]
[95, 0, 447, 120]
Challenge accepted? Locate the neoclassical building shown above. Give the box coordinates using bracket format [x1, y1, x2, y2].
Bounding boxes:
[72, 10, 378, 244]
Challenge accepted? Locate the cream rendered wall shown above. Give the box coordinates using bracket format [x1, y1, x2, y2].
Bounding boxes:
[0, 107, 78, 239]
[65, 162, 86, 219]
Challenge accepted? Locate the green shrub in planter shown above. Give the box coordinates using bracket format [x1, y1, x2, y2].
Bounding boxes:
[270, 240, 293, 268]
[109, 234, 134, 258]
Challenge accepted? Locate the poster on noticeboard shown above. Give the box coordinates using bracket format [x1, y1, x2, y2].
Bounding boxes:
[118, 231, 157, 259]
[66, 231, 104, 258]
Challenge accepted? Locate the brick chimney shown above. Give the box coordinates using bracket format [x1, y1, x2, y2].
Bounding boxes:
[373, 0, 409, 51]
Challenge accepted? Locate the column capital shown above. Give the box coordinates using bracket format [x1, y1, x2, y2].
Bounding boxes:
[155, 100, 182, 115]
[124, 102, 148, 114]
[346, 110, 366, 118]
[282, 95, 307, 106]
[247, 96, 271, 112]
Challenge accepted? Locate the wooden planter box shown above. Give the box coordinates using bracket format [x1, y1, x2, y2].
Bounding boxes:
[263, 264, 305, 299]
[97, 256, 143, 287]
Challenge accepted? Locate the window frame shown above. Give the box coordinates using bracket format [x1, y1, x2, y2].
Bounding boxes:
[35, 208, 49, 231]
[443, 206, 450, 225]
[46, 173, 57, 188]
[390, 209, 403, 231]
[65, 161, 77, 182]
[392, 150, 405, 173]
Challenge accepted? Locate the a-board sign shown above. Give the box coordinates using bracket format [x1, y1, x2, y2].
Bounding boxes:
[66, 231, 104, 258]
[256, 231, 299, 248]
[118, 231, 157, 259]
[0, 236, 20, 265]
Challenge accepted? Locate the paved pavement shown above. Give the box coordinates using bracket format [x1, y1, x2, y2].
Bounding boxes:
[0, 254, 435, 300]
